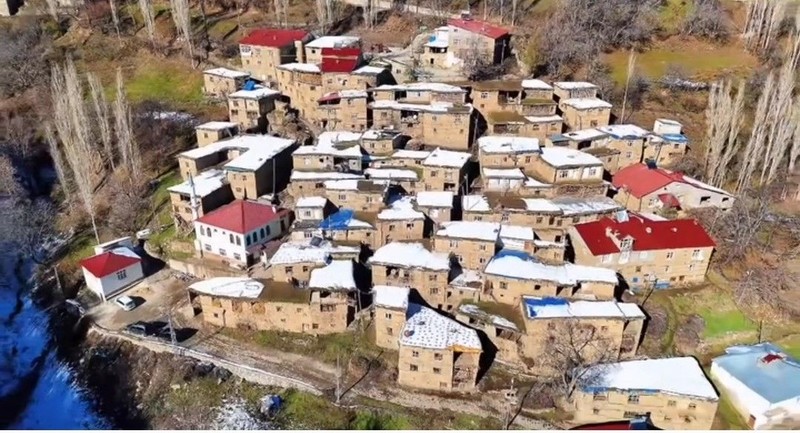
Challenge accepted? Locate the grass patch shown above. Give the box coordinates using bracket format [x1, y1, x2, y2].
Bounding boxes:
[62, 231, 98, 269]
[668, 288, 756, 339]
[248, 328, 380, 364]
[165, 376, 228, 410]
[277, 389, 351, 429]
[659, 0, 693, 34]
[124, 60, 203, 109]
[776, 334, 800, 358]
[208, 19, 239, 40]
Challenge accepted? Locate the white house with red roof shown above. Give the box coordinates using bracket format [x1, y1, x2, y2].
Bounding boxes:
[446, 17, 511, 65]
[612, 163, 734, 213]
[194, 199, 291, 266]
[568, 212, 716, 289]
[80, 247, 144, 301]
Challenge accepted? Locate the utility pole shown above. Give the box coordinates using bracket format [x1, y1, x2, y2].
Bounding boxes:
[53, 266, 63, 296]
[335, 353, 342, 403]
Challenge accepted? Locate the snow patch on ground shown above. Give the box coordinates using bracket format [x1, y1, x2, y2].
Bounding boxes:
[213, 399, 271, 430]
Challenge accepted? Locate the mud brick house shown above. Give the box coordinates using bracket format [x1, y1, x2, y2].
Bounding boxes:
[569, 212, 716, 289]
[373, 285, 412, 349]
[376, 196, 425, 246]
[227, 86, 280, 131]
[559, 98, 612, 130]
[195, 121, 238, 147]
[203, 68, 250, 98]
[239, 28, 312, 84]
[304, 35, 360, 65]
[414, 191, 454, 225]
[595, 124, 650, 173]
[275, 62, 324, 119]
[323, 179, 388, 212]
[447, 17, 511, 65]
[482, 250, 618, 305]
[364, 168, 420, 194]
[360, 129, 406, 156]
[433, 221, 500, 270]
[573, 357, 718, 430]
[421, 148, 471, 192]
[292, 196, 330, 234]
[553, 82, 599, 101]
[423, 26, 452, 68]
[168, 169, 233, 227]
[376, 149, 430, 168]
[177, 135, 296, 200]
[187, 277, 353, 335]
[455, 303, 527, 369]
[481, 167, 528, 192]
[468, 80, 555, 115]
[531, 147, 604, 186]
[317, 90, 370, 131]
[289, 171, 363, 197]
[520, 114, 564, 141]
[291, 131, 364, 172]
[315, 209, 377, 247]
[368, 242, 456, 309]
[477, 135, 540, 175]
[612, 163, 734, 213]
[268, 238, 360, 283]
[642, 119, 689, 167]
[497, 225, 566, 262]
[193, 200, 291, 267]
[519, 296, 645, 369]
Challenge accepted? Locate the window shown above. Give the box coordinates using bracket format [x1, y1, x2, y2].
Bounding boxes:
[429, 274, 438, 281]
[623, 411, 639, 419]
[434, 353, 443, 360]
[663, 415, 672, 421]
[116, 269, 127, 280]
[601, 254, 613, 264]
[691, 249, 703, 260]
[312, 323, 319, 329]
[500, 282, 507, 289]
[233, 253, 241, 260]
[410, 364, 418, 371]
[558, 170, 569, 179]
[688, 403, 696, 410]
[433, 367, 441, 374]
[236, 236, 242, 246]
[593, 409, 600, 415]
[430, 170, 438, 177]
[229, 234, 235, 243]
[666, 251, 674, 260]
[627, 394, 639, 404]
[534, 284, 541, 291]
[204, 244, 211, 251]
[285, 266, 293, 273]
[387, 327, 393, 335]
[449, 240, 458, 248]
[276, 306, 283, 312]
[430, 287, 439, 295]
[479, 244, 486, 251]
[260, 228, 266, 239]
[219, 248, 226, 256]
[547, 322, 556, 330]
[245, 234, 251, 246]
[592, 393, 607, 401]
[411, 350, 419, 357]
[667, 400, 676, 407]
[635, 266, 642, 272]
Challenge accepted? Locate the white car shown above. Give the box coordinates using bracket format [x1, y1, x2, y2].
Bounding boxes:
[115, 295, 137, 311]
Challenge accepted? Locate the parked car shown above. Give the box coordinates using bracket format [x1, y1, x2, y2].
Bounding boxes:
[114, 296, 137, 311]
[126, 321, 151, 336]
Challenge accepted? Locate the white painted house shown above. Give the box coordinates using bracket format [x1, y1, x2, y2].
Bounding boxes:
[80, 247, 144, 301]
[711, 343, 800, 429]
[194, 199, 291, 267]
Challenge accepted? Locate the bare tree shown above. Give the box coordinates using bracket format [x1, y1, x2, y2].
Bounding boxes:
[0, 25, 52, 98]
[114, 68, 141, 178]
[44, 123, 72, 201]
[682, 0, 731, 42]
[106, 174, 148, 236]
[138, 0, 157, 44]
[790, 105, 800, 174]
[743, 0, 785, 55]
[109, 0, 121, 38]
[736, 72, 774, 194]
[0, 199, 56, 264]
[44, 0, 58, 20]
[703, 79, 745, 187]
[170, 0, 194, 62]
[87, 72, 115, 171]
[362, 0, 377, 29]
[620, 50, 636, 121]
[0, 155, 21, 198]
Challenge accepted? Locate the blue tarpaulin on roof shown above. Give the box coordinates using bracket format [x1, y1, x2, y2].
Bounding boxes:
[660, 133, 688, 143]
[319, 209, 354, 230]
[494, 249, 534, 261]
[523, 297, 569, 318]
[243, 80, 257, 91]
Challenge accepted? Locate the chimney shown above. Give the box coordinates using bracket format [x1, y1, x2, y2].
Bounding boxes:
[645, 227, 652, 234]
[604, 226, 614, 238]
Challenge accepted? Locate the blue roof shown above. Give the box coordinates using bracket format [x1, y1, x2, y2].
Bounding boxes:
[713, 342, 800, 404]
[523, 297, 569, 318]
[494, 249, 534, 261]
[660, 133, 688, 143]
[318, 209, 355, 230]
[243, 80, 257, 91]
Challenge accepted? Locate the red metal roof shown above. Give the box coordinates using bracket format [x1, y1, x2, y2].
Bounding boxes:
[321, 47, 362, 56]
[572, 213, 716, 255]
[447, 18, 510, 39]
[196, 200, 287, 234]
[80, 250, 141, 278]
[612, 163, 695, 198]
[239, 28, 310, 48]
[657, 193, 681, 209]
[320, 47, 362, 73]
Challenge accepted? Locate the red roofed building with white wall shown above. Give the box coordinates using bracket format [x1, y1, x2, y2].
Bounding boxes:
[194, 199, 291, 266]
[446, 17, 511, 65]
[612, 163, 735, 213]
[80, 247, 144, 301]
[568, 212, 715, 290]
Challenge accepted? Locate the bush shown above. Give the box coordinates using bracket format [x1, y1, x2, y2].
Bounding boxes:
[681, 0, 731, 43]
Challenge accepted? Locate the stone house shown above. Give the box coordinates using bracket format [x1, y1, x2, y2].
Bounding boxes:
[520, 115, 564, 141]
[177, 135, 296, 200]
[294, 196, 329, 223]
[304, 35, 360, 65]
[323, 179, 388, 212]
[289, 171, 363, 197]
[455, 302, 527, 368]
[374, 149, 430, 168]
[360, 129, 406, 156]
[195, 121, 238, 147]
[594, 124, 650, 173]
[477, 135, 540, 176]
[375, 197, 426, 246]
[569, 212, 716, 290]
[194, 200, 291, 266]
[553, 82, 598, 101]
[469, 80, 555, 115]
[573, 357, 719, 430]
[364, 168, 420, 194]
[481, 167, 527, 192]
[239, 28, 312, 84]
[317, 90, 370, 131]
[414, 191, 454, 225]
[316, 209, 378, 248]
[228, 86, 280, 131]
[643, 119, 689, 167]
[292, 131, 364, 172]
[559, 98, 612, 130]
[373, 285, 412, 349]
[530, 147, 604, 186]
[167, 169, 233, 227]
[421, 148, 471, 192]
[203, 68, 250, 98]
[433, 221, 500, 270]
[275, 63, 324, 120]
[187, 277, 353, 335]
[482, 250, 618, 305]
[612, 163, 735, 213]
[368, 241, 455, 310]
[446, 17, 511, 65]
[268, 238, 360, 283]
[519, 296, 646, 369]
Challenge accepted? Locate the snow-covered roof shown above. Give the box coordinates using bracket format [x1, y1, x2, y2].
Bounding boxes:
[308, 260, 356, 290]
[378, 196, 425, 220]
[189, 277, 264, 299]
[597, 124, 650, 139]
[583, 357, 719, 400]
[499, 224, 534, 241]
[459, 304, 518, 331]
[523, 296, 644, 319]
[204, 67, 250, 79]
[553, 196, 620, 216]
[478, 136, 540, 154]
[290, 171, 364, 181]
[293, 131, 363, 158]
[365, 168, 419, 181]
[352, 65, 387, 75]
[415, 191, 454, 208]
[296, 196, 327, 207]
[179, 135, 296, 171]
[521, 79, 552, 90]
[463, 195, 491, 212]
[554, 81, 597, 90]
[369, 242, 450, 270]
[277, 63, 321, 73]
[371, 99, 472, 114]
[196, 121, 238, 131]
[423, 147, 471, 168]
[523, 198, 562, 213]
[540, 147, 603, 168]
[563, 128, 607, 142]
[401, 303, 482, 351]
[561, 98, 612, 110]
[525, 115, 562, 123]
[437, 221, 500, 242]
[306, 35, 360, 48]
[168, 169, 228, 197]
[524, 177, 553, 188]
[393, 149, 431, 160]
[449, 269, 483, 290]
[269, 239, 358, 265]
[373, 285, 410, 309]
[321, 90, 369, 100]
[483, 167, 526, 179]
[229, 86, 280, 99]
[373, 82, 466, 93]
[485, 251, 618, 285]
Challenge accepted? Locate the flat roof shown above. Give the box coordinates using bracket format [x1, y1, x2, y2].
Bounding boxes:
[561, 98, 612, 110]
[204, 67, 250, 79]
[369, 241, 450, 271]
[308, 260, 356, 290]
[436, 221, 500, 242]
[401, 303, 482, 351]
[179, 135, 295, 171]
[540, 147, 603, 168]
[196, 121, 238, 131]
[168, 169, 228, 197]
[306, 35, 360, 48]
[423, 147, 471, 168]
[485, 250, 618, 285]
[478, 136, 540, 154]
[523, 296, 645, 320]
[584, 357, 718, 400]
[229, 85, 280, 99]
[373, 285, 410, 309]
